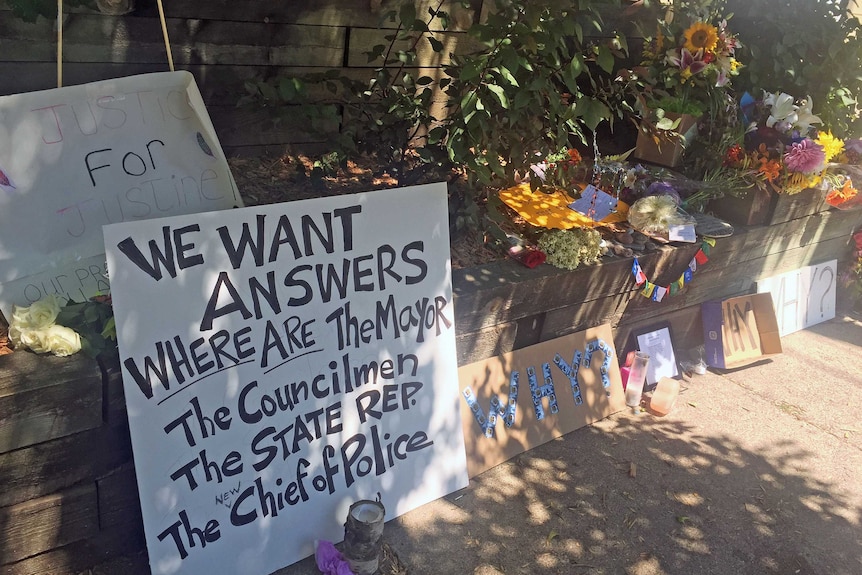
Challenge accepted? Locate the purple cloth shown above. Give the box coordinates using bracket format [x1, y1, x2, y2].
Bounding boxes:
[315, 540, 354, 575]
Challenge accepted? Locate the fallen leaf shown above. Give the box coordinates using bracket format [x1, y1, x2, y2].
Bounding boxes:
[629, 462, 637, 478]
[687, 402, 698, 408]
[547, 530, 558, 544]
[676, 516, 689, 524]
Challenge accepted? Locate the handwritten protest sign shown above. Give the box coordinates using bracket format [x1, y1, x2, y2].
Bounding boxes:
[0, 71, 241, 312]
[757, 260, 837, 336]
[103, 183, 469, 575]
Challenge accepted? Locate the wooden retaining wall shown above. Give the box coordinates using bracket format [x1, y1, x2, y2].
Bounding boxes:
[1, 192, 859, 574]
[454, 193, 862, 365]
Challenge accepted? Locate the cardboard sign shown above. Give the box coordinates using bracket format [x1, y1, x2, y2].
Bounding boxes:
[702, 293, 782, 369]
[756, 260, 837, 336]
[103, 183, 468, 575]
[0, 71, 242, 312]
[458, 324, 625, 477]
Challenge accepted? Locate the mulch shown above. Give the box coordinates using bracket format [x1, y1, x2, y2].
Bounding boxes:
[227, 155, 505, 270]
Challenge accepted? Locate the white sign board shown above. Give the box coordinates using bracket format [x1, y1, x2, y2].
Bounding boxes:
[0, 71, 242, 312]
[635, 326, 678, 388]
[757, 260, 837, 336]
[103, 183, 469, 575]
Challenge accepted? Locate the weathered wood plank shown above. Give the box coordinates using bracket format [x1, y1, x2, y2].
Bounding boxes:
[0, 14, 347, 67]
[0, 63, 375, 105]
[613, 302, 713, 358]
[767, 187, 830, 226]
[131, 0, 482, 31]
[0, 353, 102, 453]
[0, 483, 99, 565]
[0, 351, 99, 397]
[97, 463, 142, 530]
[2, 510, 144, 575]
[209, 105, 336, 148]
[0, 421, 132, 508]
[455, 314, 550, 366]
[452, 243, 698, 335]
[347, 27, 480, 68]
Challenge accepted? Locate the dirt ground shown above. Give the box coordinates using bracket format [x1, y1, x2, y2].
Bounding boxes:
[226, 155, 504, 270]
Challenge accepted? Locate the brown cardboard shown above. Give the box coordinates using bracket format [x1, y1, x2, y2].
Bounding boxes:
[702, 293, 783, 369]
[458, 323, 625, 477]
[633, 113, 699, 168]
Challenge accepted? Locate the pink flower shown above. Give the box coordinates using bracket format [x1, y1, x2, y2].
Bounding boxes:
[783, 139, 826, 174]
[666, 48, 707, 76]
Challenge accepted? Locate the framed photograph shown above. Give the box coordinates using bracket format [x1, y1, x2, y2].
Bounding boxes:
[633, 322, 679, 390]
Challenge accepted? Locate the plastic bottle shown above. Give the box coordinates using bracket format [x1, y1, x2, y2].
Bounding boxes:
[624, 352, 650, 410]
[650, 377, 680, 416]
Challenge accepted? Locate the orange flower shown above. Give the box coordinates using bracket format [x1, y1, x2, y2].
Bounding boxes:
[826, 180, 859, 206]
[758, 159, 781, 182]
[567, 149, 582, 163]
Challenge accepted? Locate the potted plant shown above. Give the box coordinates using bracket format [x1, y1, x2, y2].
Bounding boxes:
[625, 0, 743, 168]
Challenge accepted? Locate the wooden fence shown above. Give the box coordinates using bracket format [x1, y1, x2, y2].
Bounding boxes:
[0, 0, 488, 155]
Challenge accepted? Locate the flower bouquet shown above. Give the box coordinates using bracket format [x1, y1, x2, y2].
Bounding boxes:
[820, 140, 862, 210]
[724, 91, 838, 195]
[628, 0, 743, 166]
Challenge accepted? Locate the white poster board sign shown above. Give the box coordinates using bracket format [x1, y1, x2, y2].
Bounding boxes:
[757, 260, 837, 336]
[103, 183, 469, 575]
[0, 71, 242, 312]
[635, 326, 678, 388]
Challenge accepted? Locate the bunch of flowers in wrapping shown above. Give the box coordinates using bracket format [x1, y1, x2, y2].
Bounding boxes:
[7, 295, 82, 357]
[723, 90, 849, 195]
[632, 0, 742, 118]
[820, 140, 862, 209]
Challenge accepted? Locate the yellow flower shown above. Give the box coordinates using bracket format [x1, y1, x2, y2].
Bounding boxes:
[730, 58, 741, 72]
[783, 172, 821, 194]
[683, 22, 719, 53]
[815, 131, 844, 162]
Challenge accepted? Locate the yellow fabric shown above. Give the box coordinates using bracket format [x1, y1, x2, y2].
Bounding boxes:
[499, 183, 628, 229]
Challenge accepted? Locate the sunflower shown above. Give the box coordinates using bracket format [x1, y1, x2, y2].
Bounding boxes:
[683, 22, 719, 53]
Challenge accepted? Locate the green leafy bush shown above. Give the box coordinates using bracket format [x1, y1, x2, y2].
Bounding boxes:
[241, 0, 625, 189]
[437, 0, 625, 185]
[726, 0, 862, 137]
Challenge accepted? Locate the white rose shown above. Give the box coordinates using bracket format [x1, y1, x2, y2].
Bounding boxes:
[17, 327, 51, 354]
[7, 324, 24, 348]
[10, 305, 35, 329]
[44, 324, 82, 357]
[28, 295, 63, 329]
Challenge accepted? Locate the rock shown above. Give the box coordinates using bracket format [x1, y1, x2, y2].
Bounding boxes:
[616, 231, 633, 244]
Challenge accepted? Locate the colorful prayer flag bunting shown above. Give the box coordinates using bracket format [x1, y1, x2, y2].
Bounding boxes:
[630, 238, 716, 302]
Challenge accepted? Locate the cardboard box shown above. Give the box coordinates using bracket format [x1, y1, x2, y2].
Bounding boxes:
[702, 293, 783, 369]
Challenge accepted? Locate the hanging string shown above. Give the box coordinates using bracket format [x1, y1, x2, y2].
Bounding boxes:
[57, 0, 63, 87]
[631, 238, 716, 302]
[156, 0, 175, 71]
